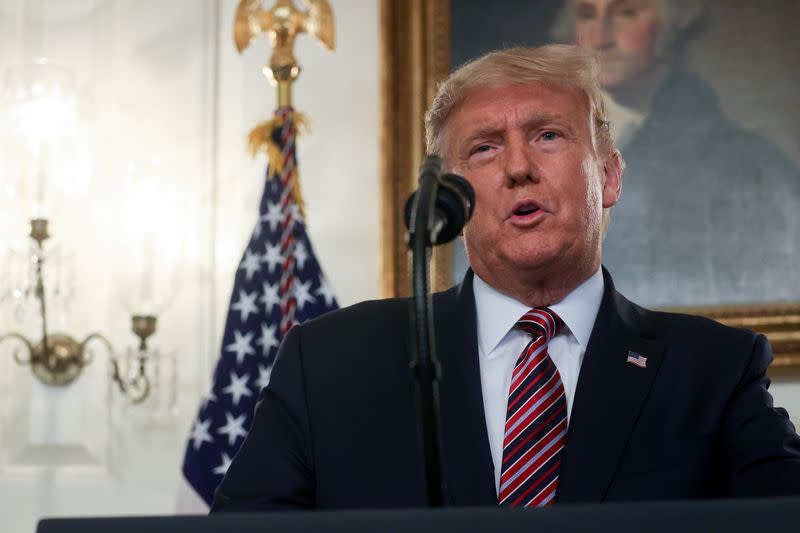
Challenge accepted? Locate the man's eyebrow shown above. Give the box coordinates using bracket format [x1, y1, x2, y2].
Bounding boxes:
[522, 111, 572, 129]
[462, 123, 505, 144]
[461, 112, 573, 145]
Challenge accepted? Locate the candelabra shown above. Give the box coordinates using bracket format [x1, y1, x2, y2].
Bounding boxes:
[0, 219, 157, 403]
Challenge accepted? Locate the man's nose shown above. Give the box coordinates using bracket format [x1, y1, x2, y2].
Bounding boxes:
[503, 137, 537, 186]
[583, 15, 615, 51]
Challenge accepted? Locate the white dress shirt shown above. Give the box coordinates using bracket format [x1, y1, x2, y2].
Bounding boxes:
[473, 269, 605, 493]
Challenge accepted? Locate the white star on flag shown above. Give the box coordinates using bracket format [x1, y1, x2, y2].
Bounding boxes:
[293, 278, 317, 311]
[262, 202, 283, 232]
[231, 289, 259, 323]
[293, 241, 309, 270]
[260, 281, 280, 314]
[190, 418, 214, 451]
[262, 242, 283, 273]
[256, 324, 279, 356]
[290, 203, 302, 222]
[217, 412, 248, 446]
[238, 249, 262, 281]
[225, 330, 255, 365]
[256, 364, 273, 391]
[222, 371, 253, 406]
[212, 452, 233, 476]
[316, 275, 336, 307]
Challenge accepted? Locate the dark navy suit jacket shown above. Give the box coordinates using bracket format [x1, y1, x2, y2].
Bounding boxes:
[211, 269, 800, 510]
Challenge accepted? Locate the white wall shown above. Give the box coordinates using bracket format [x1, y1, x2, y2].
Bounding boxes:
[0, 1, 379, 531]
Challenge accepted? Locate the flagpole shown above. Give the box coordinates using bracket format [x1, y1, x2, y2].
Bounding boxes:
[234, 0, 336, 333]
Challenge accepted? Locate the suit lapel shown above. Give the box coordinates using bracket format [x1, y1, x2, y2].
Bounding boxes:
[434, 271, 497, 505]
[557, 268, 666, 502]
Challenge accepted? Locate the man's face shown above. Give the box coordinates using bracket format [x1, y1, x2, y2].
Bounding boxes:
[573, 0, 664, 88]
[442, 83, 621, 287]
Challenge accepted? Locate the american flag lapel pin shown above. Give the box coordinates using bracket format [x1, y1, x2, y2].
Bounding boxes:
[626, 350, 648, 368]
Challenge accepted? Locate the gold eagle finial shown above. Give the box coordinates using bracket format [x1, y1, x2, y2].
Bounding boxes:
[234, 0, 334, 106]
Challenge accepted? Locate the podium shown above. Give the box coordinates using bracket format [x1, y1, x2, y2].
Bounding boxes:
[38, 498, 800, 533]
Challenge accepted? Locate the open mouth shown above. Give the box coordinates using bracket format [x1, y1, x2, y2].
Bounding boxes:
[514, 204, 539, 217]
[509, 200, 546, 226]
[511, 200, 541, 218]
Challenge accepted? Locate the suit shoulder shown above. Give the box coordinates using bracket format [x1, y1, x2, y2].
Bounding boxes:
[638, 303, 760, 349]
[294, 296, 410, 335]
[612, 286, 757, 345]
[290, 283, 464, 348]
[295, 282, 462, 335]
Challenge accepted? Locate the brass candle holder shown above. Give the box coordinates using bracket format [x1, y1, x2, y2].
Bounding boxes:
[0, 219, 156, 403]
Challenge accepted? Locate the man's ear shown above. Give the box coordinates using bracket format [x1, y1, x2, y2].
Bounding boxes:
[601, 150, 622, 209]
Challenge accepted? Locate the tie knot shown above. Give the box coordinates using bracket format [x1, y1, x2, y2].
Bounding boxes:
[515, 307, 564, 342]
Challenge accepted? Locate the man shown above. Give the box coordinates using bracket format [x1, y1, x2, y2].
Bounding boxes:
[551, 0, 800, 306]
[212, 45, 800, 511]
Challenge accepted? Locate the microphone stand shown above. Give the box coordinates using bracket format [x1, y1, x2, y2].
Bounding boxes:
[406, 156, 447, 507]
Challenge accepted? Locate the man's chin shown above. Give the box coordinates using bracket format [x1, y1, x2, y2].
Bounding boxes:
[502, 251, 563, 276]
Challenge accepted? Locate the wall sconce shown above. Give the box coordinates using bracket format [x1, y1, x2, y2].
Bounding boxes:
[0, 221, 159, 403]
[112, 314, 159, 401]
[0, 61, 165, 404]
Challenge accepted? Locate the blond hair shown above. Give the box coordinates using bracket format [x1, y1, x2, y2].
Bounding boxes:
[425, 45, 616, 161]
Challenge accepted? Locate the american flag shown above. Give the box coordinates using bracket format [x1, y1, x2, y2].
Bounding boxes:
[181, 108, 338, 506]
[626, 350, 648, 369]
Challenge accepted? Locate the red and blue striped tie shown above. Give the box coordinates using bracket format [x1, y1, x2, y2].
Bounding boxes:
[498, 307, 567, 507]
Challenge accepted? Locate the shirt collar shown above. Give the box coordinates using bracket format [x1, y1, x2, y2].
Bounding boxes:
[473, 268, 605, 357]
[602, 89, 647, 150]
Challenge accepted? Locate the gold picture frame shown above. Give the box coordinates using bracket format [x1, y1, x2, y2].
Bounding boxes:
[378, 0, 800, 366]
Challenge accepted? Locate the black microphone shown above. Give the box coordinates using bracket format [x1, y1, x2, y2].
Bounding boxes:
[403, 155, 476, 506]
[404, 156, 475, 246]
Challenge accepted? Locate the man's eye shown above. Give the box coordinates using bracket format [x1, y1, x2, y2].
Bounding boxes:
[472, 144, 493, 154]
[611, 3, 639, 18]
[541, 131, 560, 141]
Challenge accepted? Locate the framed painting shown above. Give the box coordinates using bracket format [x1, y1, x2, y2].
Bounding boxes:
[380, 0, 800, 365]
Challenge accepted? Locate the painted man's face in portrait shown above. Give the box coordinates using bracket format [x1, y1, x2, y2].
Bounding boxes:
[573, 0, 664, 89]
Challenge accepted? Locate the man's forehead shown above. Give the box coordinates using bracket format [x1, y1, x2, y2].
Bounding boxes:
[449, 83, 591, 132]
[576, 0, 663, 11]
[462, 110, 572, 137]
